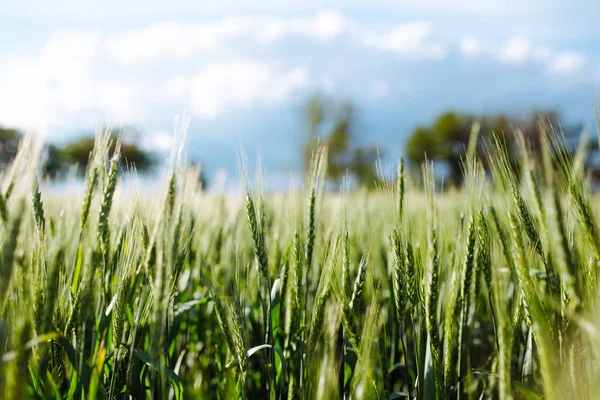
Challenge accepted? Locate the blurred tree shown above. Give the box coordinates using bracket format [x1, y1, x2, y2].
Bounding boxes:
[60, 135, 155, 172]
[44, 144, 64, 177]
[302, 94, 380, 188]
[0, 126, 63, 176]
[0, 127, 22, 168]
[0, 126, 157, 177]
[405, 110, 571, 184]
[348, 146, 379, 186]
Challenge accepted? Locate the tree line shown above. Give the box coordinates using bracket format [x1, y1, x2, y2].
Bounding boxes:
[0, 127, 155, 177]
[301, 94, 588, 188]
[0, 97, 591, 188]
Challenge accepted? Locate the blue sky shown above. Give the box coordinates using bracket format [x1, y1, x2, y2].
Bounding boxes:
[1, 0, 599, 185]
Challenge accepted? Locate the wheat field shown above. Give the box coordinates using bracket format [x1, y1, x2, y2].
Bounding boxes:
[1, 126, 600, 399]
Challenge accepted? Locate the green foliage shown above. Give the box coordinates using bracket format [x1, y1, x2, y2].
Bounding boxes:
[302, 94, 380, 188]
[0, 127, 22, 167]
[405, 110, 574, 184]
[0, 125, 156, 178]
[60, 135, 154, 173]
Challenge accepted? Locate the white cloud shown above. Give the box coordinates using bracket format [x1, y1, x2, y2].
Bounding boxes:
[496, 37, 587, 74]
[548, 51, 586, 74]
[459, 37, 481, 56]
[308, 10, 347, 39]
[0, 8, 595, 139]
[104, 20, 245, 64]
[0, 30, 156, 135]
[0, 0, 546, 18]
[189, 61, 309, 119]
[0, 31, 103, 134]
[0, 56, 49, 133]
[163, 75, 188, 99]
[102, 12, 451, 65]
[0, 26, 313, 133]
[257, 19, 286, 44]
[495, 38, 559, 67]
[498, 36, 531, 64]
[94, 83, 142, 123]
[42, 31, 100, 78]
[254, 10, 349, 43]
[361, 22, 446, 58]
[142, 130, 173, 151]
[105, 11, 348, 64]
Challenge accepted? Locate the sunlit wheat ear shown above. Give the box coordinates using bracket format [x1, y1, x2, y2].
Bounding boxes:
[422, 158, 441, 392]
[511, 185, 544, 259]
[112, 273, 130, 350]
[490, 206, 515, 274]
[538, 120, 556, 186]
[80, 167, 97, 230]
[307, 239, 338, 353]
[342, 250, 368, 348]
[352, 298, 382, 399]
[569, 182, 600, 260]
[305, 145, 326, 221]
[230, 274, 248, 371]
[477, 211, 492, 295]
[461, 215, 477, 327]
[487, 133, 517, 191]
[425, 227, 442, 396]
[304, 187, 316, 270]
[443, 268, 460, 397]
[491, 243, 513, 400]
[391, 229, 406, 322]
[349, 250, 368, 314]
[31, 178, 45, 235]
[405, 241, 418, 308]
[341, 228, 351, 299]
[465, 121, 481, 161]
[64, 289, 81, 338]
[245, 193, 268, 281]
[165, 173, 177, 218]
[292, 229, 303, 309]
[510, 212, 558, 396]
[509, 213, 529, 301]
[552, 187, 580, 303]
[547, 128, 600, 259]
[397, 157, 405, 223]
[211, 286, 239, 365]
[527, 168, 544, 219]
[573, 127, 591, 178]
[97, 143, 121, 257]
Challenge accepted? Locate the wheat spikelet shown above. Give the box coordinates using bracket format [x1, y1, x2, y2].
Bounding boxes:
[304, 187, 316, 270]
[31, 180, 45, 234]
[425, 228, 442, 396]
[97, 150, 120, 256]
[391, 229, 406, 323]
[246, 193, 269, 281]
[80, 167, 97, 230]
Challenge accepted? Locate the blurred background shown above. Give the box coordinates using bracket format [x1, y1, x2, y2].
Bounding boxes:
[0, 1, 599, 190]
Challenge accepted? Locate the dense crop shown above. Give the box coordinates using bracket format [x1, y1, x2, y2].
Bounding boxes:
[1, 125, 600, 399]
